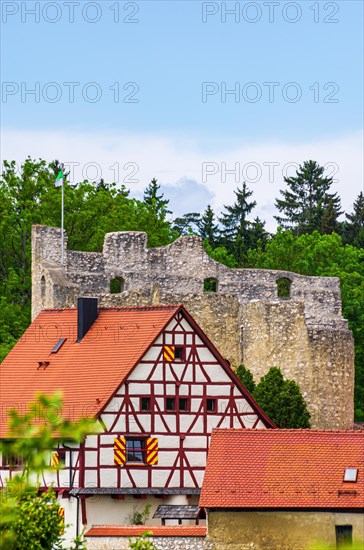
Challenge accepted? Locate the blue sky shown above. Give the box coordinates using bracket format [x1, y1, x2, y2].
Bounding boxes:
[1, 1, 363, 228]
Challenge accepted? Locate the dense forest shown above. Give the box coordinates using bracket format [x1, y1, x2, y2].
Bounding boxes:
[0, 158, 363, 420]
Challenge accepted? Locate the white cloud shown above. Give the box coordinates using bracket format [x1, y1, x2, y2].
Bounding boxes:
[1, 129, 363, 231]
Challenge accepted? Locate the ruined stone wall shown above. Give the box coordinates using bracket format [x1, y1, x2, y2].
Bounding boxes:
[31, 225, 355, 429]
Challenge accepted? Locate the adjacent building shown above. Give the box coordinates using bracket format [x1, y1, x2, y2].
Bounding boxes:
[200, 429, 364, 550]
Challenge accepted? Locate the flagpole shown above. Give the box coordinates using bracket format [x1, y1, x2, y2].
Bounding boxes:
[61, 178, 64, 267]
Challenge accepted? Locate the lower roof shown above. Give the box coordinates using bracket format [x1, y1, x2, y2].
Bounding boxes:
[85, 525, 207, 537]
[153, 505, 200, 519]
[70, 487, 200, 496]
[200, 429, 364, 509]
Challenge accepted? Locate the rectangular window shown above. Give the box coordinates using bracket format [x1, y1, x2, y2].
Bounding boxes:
[206, 398, 217, 412]
[58, 448, 66, 466]
[2, 452, 23, 469]
[140, 397, 151, 411]
[336, 525, 352, 548]
[126, 439, 145, 464]
[174, 346, 184, 361]
[179, 398, 189, 411]
[166, 398, 175, 411]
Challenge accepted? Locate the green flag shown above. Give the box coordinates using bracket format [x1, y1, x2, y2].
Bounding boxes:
[55, 171, 64, 188]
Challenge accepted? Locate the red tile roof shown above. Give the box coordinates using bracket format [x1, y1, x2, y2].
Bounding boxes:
[85, 525, 207, 537]
[0, 305, 180, 437]
[0, 304, 274, 437]
[200, 429, 364, 509]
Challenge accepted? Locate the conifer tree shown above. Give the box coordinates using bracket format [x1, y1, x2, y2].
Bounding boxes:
[253, 367, 311, 428]
[198, 205, 218, 246]
[143, 178, 171, 217]
[275, 160, 342, 235]
[235, 364, 256, 394]
[320, 197, 342, 234]
[343, 191, 364, 247]
[247, 217, 269, 250]
[219, 182, 256, 264]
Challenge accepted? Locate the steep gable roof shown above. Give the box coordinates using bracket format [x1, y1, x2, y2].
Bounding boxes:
[0, 305, 274, 437]
[0, 305, 179, 437]
[200, 429, 364, 509]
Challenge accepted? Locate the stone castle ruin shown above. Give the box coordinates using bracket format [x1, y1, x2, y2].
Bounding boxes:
[32, 225, 354, 430]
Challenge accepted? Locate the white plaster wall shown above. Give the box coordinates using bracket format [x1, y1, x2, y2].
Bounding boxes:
[85, 470, 98, 486]
[185, 451, 206, 468]
[100, 468, 118, 487]
[85, 494, 199, 528]
[175, 333, 184, 344]
[129, 383, 151, 394]
[152, 469, 171, 486]
[191, 398, 203, 412]
[103, 414, 116, 431]
[157, 449, 179, 467]
[126, 469, 148, 486]
[111, 416, 126, 431]
[242, 415, 258, 428]
[142, 346, 161, 361]
[184, 436, 208, 449]
[58, 496, 79, 546]
[206, 385, 231, 396]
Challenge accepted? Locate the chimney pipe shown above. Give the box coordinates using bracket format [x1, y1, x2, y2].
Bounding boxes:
[77, 297, 98, 343]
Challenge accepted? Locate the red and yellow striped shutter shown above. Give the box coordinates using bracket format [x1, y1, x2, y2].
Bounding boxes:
[146, 437, 158, 466]
[51, 451, 59, 467]
[114, 437, 126, 466]
[163, 345, 175, 362]
[58, 507, 65, 534]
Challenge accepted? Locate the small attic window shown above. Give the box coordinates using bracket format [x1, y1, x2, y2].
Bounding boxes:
[110, 277, 125, 294]
[51, 338, 67, 354]
[204, 277, 218, 292]
[343, 468, 358, 482]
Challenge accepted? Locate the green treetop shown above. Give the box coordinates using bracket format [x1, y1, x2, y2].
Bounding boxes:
[219, 182, 257, 265]
[253, 367, 311, 428]
[198, 205, 219, 246]
[343, 191, 364, 248]
[275, 160, 342, 235]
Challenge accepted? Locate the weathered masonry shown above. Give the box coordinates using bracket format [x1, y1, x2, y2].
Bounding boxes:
[31, 225, 355, 430]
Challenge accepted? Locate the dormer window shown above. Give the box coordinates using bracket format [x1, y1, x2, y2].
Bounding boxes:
[343, 468, 358, 482]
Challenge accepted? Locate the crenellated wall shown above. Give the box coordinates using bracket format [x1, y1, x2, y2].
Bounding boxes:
[31, 225, 355, 429]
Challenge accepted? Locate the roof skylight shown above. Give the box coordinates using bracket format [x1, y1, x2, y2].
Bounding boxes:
[51, 338, 67, 354]
[343, 468, 358, 482]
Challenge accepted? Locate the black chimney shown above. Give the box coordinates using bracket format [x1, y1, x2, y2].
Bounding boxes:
[77, 297, 98, 343]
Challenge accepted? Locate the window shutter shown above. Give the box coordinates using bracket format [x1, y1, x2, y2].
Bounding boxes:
[146, 437, 158, 466]
[58, 507, 65, 535]
[114, 437, 126, 466]
[163, 345, 175, 362]
[51, 451, 59, 467]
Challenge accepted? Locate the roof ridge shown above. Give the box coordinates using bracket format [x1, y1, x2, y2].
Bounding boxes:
[212, 428, 364, 434]
[42, 304, 182, 313]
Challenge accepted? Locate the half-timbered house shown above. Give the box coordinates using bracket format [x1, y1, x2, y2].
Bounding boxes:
[0, 298, 274, 541]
